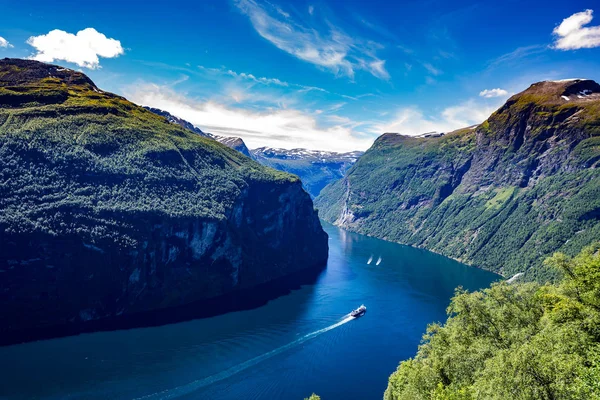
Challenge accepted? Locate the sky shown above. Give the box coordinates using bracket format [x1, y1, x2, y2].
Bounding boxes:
[1, 0, 600, 151]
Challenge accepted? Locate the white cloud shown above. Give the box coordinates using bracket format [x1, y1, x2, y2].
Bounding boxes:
[27, 28, 124, 69]
[124, 83, 374, 152]
[423, 63, 441, 76]
[371, 99, 502, 136]
[488, 45, 547, 69]
[479, 88, 508, 98]
[226, 70, 289, 86]
[234, 0, 389, 80]
[0, 37, 13, 48]
[553, 9, 600, 50]
[308, 5, 314, 15]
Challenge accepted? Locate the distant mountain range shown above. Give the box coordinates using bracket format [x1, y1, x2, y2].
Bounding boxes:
[251, 147, 363, 198]
[316, 79, 600, 281]
[144, 107, 363, 198]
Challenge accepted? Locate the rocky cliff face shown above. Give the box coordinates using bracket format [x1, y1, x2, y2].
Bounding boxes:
[0, 59, 328, 342]
[316, 79, 600, 280]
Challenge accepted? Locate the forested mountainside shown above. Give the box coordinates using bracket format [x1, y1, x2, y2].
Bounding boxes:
[385, 244, 600, 400]
[0, 58, 328, 342]
[143, 106, 254, 158]
[252, 147, 363, 198]
[316, 79, 600, 281]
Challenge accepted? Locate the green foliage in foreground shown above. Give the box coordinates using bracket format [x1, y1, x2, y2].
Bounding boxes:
[304, 394, 321, 400]
[384, 245, 600, 400]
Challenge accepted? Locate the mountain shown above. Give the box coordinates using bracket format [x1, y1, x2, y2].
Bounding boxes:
[212, 135, 253, 158]
[143, 106, 253, 158]
[251, 147, 364, 198]
[0, 58, 328, 343]
[142, 106, 211, 138]
[316, 79, 600, 281]
[142, 108, 361, 197]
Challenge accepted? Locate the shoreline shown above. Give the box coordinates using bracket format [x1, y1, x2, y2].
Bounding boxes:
[0, 262, 327, 347]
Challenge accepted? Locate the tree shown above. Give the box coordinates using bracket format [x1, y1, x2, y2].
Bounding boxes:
[385, 244, 600, 399]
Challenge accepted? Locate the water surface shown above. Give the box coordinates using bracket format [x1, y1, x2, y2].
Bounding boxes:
[0, 223, 498, 400]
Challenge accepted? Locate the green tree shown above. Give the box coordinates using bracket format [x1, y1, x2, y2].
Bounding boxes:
[304, 394, 321, 400]
[385, 244, 600, 400]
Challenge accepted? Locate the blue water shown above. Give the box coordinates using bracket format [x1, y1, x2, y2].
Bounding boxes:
[0, 223, 498, 400]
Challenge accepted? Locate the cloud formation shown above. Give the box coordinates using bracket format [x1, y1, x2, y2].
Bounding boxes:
[553, 9, 600, 50]
[226, 69, 289, 86]
[423, 63, 441, 76]
[234, 0, 389, 80]
[27, 28, 124, 69]
[0, 37, 12, 48]
[370, 99, 502, 136]
[479, 88, 508, 98]
[124, 83, 374, 151]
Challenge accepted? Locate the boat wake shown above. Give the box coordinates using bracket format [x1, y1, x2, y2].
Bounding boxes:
[376, 256, 382, 266]
[367, 255, 373, 264]
[134, 315, 356, 400]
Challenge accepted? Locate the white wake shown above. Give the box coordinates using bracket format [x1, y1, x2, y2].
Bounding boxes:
[376, 256, 382, 266]
[367, 255, 373, 264]
[134, 315, 355, 400]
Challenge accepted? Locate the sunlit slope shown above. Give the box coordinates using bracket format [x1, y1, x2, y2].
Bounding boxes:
[316, 79, 600, 280]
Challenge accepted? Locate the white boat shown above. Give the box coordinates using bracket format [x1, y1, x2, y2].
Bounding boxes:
[350, 305, 367, 318]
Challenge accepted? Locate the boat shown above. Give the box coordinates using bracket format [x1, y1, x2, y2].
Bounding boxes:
[350, 305, 367, 318]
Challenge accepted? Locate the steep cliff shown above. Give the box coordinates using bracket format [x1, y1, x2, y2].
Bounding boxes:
[316, 79, 600, 280]
[0, 59, 328, 342]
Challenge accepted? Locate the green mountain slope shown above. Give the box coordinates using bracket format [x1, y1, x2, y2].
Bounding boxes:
[0, 58, 328, 342]
[316, 79, 600, 280]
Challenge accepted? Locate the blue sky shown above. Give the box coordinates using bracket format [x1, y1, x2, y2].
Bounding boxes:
[1, 0, 600, 151]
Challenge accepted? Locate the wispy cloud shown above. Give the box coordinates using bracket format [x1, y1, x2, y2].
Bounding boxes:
[370, 99, 503, 136]
[553, 9, 600, 50]
[203, 65, 336, 97]
[234, 0, 389, 80]
[124, 83, 374, 151]
[423, 63, 442, 76]
[0, 37, 13, 48]
[488, 45, 547, 69]
[226, 69, 289, 86]
[479, 88, 508, 98]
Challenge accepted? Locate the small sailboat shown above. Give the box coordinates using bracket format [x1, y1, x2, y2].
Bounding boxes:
[367, 255, 373, 264]
[376, 256, 382, 266]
